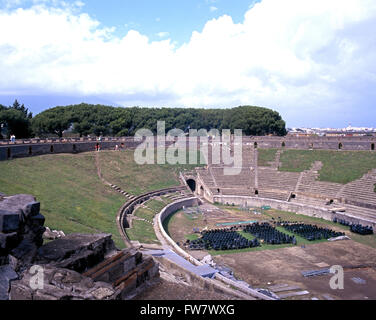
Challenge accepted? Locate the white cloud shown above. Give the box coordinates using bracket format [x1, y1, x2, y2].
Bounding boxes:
[156, 31, 169, 38]
[1, 0, 376, 126]
[210, 6, 218, 12]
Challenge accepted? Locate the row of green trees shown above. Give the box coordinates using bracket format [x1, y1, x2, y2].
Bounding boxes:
[1, 102, 287, 139]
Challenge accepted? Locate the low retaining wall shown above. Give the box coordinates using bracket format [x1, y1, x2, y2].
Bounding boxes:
[157, 197, 201, 265]
[213, 195, 376, 230]
[344, 199, 376, 211]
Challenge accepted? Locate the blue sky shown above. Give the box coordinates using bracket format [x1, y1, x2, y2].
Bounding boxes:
[1, 0, 259, 44]
[0, 0, 375, 128]
[84, 0, 260, 44]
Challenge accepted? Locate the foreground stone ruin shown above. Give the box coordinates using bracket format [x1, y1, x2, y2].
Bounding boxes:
[0, 193, 159, 300]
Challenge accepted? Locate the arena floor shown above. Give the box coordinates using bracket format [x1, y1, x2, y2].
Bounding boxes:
[166, 202, 376, 300]
[214, 240, 376, 300]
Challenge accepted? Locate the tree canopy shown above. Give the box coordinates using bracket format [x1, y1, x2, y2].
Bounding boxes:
[31, 103, 287, 137]
[0, 100, 33, 139]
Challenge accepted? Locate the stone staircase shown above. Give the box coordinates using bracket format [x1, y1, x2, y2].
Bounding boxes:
[210, 167, 255, 188]
[257, 189, 290, 202]
[110, 184, 136, 200]
[296, 161, 342, 198]
[258, 167, 300, 191]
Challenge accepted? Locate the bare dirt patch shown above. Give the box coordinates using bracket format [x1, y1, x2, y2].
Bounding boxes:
[213, 240, 376, 300]
[135, 278, 239, 300]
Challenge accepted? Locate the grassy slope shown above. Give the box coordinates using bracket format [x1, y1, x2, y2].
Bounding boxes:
[126, 220, 160, 244]
[0, 149, 199, 249]
[127, 199, 172, 245]
[279, 150, 376, 184]
[258, 148, 278, 167]
[0, 153, 126, 248]
[133, 206, 155, 222]
[98, 150, 204, 196]
[144, 199, 167, 213]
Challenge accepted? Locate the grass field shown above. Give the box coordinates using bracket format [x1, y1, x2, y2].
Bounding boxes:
[258, 148, 278, 167]
[144, 198, 167, 213]
[164, 203, 376, 256]
[126, 220, 160, 244]
[218, 204, 376, 249]
[0, 153, 126, 248]
[133, 206, 155, 222]
[185, 233, 199, 241]
[208, 225, 328, 256]
[278, 150, 376, 183]
[0, 150, 196, 249]
[98, 149, 204, 195]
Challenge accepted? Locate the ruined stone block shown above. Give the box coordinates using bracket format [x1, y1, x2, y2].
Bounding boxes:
[107, 263, 124, 283]
[29, 213, 45, 227]
[10, 238, 38, 262]
[0, 232, 19, 250]
[0, 210, 20, 233]
[123, 256, 136, 275]
[148, 261, 160, 279]
[11, 265, 118, 300]
[93, 271, 110, 283]
[0, 265, 19, 300]
[9, 282, 33, 300]
[37, 233, 116, 273]
[23, 202, 40, 218]
[135, 251, 143, 265]
[118, 273, 138, 298]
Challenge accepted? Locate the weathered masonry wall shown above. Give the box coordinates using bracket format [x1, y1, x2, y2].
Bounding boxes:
[213, 195, 376, 231]
[244, 136, 376, 150]
[0, 139, 141, 161]
[159, 198, 200, 224]
[1, 136, 375, 161]
[158, 197, 201, 265]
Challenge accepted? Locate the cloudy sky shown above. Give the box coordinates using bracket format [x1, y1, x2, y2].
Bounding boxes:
[0, 0, 375, 128]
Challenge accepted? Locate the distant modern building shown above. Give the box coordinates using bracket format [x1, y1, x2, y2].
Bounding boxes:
[287, 126, 376, 137]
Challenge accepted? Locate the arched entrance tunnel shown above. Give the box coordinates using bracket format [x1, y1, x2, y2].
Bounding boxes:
[186, 179, 196, 192]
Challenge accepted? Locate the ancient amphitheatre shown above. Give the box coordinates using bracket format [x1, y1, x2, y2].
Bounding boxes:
[1, 135, 376, 300]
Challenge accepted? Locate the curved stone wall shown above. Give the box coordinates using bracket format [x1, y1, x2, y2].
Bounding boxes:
[157, 197, 201, 265]
[116, 186, 187, 246]
[1, 135, 375, 161]
[213, 195, 376, 231]
[156, 197, 275, 300]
